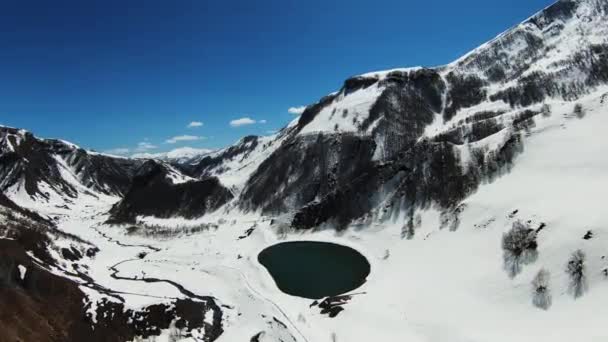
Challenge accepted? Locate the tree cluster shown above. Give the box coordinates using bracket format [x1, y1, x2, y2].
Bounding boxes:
[502, 220, 539, 278]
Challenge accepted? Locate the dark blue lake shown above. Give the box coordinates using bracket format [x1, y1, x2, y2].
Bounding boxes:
[258, 241, 371, 299]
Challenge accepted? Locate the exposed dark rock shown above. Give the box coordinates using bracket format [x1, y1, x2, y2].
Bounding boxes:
[109, 160, 233, 224]
[293, 129, 523, 230]
[61, 247, 83, 262]
[536, 222, 546, 233]
[311, 294, 359, 318]
[343, 75, 379, 95]
[250, 332, 264, 342]
[0, 236, 223, 342]
[62, 148, 144, 196]
[583, 230, 593, 240]
[0, 126, 143, 201]
[291, 163, 384, 230]
[444, 72, 487, 121]
[364, 68, 444, 160]
[238, 225, 256, 240]
[240, 133, 376, 215]
[0, 128, 78, 199]
[297, 93, 340, 131]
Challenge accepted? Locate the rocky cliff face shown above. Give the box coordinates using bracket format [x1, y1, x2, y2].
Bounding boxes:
[109, 160, 233, 224]
[233, 0, 608, 229]
[0, 126, 143, 206]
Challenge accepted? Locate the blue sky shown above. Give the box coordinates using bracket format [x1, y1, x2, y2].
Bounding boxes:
[0, 0, 555, 154]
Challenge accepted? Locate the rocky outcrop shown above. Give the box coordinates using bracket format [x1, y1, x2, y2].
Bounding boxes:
[109, 160, 233, 223]
[60, 148, 144, 196]
[0, 126, 143, 200]
[0, 237, 222, 342]
[240, 133, 376, 215]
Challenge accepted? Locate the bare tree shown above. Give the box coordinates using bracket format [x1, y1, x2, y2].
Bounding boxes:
[401, 221, 415, 240]
[541, 104, 551, 117]
[383, 249, 390, 260]
[531, 268, 552, 310]
[401, 209, 417, 240]
[297, 313, 306, 323]
[566, 249, 588, 299]
[502, 220, 538, 278]
[574, 103, 585, 119]
[169, 325, 185, 342]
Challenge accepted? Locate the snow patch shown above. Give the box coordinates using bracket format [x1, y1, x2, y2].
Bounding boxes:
[299, 84, 385, 136]
[17, 264, 26, 280]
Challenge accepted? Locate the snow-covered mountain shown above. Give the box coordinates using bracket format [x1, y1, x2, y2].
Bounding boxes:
[132, 147, 215, 164]
[0, 125, 147, 210]
[2, 0, 608, 341]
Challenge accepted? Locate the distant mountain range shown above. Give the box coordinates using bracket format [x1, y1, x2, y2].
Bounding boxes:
[131, 147, 215, 164]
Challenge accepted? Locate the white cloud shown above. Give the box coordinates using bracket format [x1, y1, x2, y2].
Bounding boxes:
[259, 119, 267, 124]
[288, 106, 307, 115]
[229, 117, 257, 127]
[165, 135, 204, 144]
[104, 148, 130, 155]
[187, 121, 203, 128]
[104, 140, 158, 155]
[135, 141, 158, 151]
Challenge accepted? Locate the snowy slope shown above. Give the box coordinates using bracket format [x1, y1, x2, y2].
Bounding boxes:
[182, 133, 290, 194]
